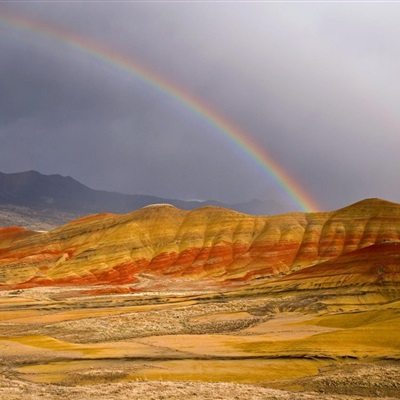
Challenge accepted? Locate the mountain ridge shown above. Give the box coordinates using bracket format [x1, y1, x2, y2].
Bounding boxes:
[0, 170, 286, 230]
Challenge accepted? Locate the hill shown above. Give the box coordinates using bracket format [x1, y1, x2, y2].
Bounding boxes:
[1, 198, 400, 399]
[1, 198, 399, 296]
[0, 170, 285, 230]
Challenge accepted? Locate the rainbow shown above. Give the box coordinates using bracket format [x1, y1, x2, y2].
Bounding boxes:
[0, 11, 319, 212]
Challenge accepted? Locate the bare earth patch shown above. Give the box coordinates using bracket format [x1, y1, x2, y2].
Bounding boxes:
[0, 287, 400, 399]
[240, 312, 340, 339]
[1, 375, 399, 400]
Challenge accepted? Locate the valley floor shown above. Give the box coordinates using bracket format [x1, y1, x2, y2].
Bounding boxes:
[1, 375, 399, 400]
[0, 286, 399, 399]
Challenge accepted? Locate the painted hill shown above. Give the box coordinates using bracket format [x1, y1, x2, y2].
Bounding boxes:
[0, 198, 400, 296]
[1, 198, 399, 400]
[0, 171, 285, 230]
[260, 241, 400, 302]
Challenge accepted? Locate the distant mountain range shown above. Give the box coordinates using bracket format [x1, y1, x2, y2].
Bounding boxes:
[0, 170, 285, 230]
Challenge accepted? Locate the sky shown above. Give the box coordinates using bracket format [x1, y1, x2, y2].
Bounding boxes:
[1, 1, 400, 213]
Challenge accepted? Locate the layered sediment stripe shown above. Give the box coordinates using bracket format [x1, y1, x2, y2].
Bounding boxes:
[0, 12, 319, 212]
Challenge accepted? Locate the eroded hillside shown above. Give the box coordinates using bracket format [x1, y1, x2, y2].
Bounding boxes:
[1, 198, 400, 293]
[1, 199, 400, 399]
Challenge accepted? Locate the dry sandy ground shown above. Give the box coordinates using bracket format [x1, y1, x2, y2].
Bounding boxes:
[1, 287, 400, 399]
[0, 376, 398, 400]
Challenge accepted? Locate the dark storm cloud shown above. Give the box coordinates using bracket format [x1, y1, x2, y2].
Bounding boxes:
[1, 2, 400, 211]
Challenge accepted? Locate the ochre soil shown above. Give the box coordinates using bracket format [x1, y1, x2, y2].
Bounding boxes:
[2, 199, 400, 292]
[0, 286, 399, 400]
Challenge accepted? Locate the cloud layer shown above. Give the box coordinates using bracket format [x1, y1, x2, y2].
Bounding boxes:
[1, 2, 400, 212]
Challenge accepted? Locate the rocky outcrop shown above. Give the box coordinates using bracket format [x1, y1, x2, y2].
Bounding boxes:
[0, 199, 400, 291]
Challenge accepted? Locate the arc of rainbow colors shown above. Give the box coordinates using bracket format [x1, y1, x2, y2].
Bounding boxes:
[0, 12, 319, 212]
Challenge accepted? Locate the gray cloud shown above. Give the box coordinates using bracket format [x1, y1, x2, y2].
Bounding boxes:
[1, 2, 400, 212]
